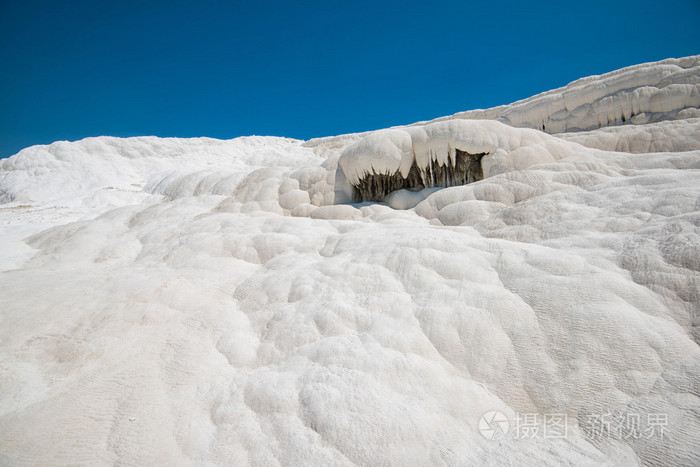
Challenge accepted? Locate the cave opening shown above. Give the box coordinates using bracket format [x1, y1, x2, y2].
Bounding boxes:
[350, 149, 486, 203]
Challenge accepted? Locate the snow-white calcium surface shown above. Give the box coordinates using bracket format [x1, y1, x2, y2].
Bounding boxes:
[1, 56, 699, 466]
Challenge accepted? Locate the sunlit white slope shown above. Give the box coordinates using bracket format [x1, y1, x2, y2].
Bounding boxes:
[1, 56, 699, 466]
[429, 55, 700, 133]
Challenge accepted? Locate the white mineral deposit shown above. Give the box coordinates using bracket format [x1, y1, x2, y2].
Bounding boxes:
[1, 55, 699, 466]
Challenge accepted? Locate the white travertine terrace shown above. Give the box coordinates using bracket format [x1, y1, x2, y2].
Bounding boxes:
[1, 56, 699, 466]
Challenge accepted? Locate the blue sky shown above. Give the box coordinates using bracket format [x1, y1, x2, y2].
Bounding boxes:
[1, 0, 699, 158]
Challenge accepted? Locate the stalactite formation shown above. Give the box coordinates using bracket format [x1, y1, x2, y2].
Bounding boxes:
[351, 149, 485, 203]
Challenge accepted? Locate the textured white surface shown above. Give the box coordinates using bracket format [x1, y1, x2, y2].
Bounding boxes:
[1, 56, 699, 466]
[338, 119, 573, 187]
[428, 55, 700, 133]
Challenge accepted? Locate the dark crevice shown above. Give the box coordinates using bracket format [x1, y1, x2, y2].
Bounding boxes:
[351, 149, 485, 202]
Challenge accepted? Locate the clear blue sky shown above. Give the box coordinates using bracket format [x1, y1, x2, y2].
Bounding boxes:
[1, 0, 699, 158]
